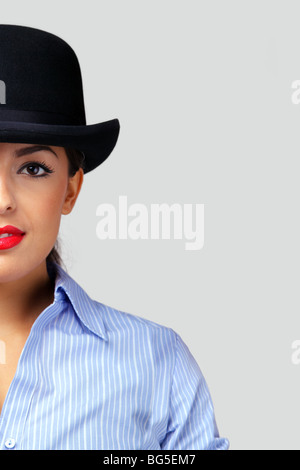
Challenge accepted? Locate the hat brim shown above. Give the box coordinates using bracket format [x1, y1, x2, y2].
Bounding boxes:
[0, 118, 120, 173]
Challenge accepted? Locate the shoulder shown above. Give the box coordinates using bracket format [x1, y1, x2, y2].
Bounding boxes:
[85, 298, 184, 378]
[93, 297, 178, 346]
[53, 263, 179, 359]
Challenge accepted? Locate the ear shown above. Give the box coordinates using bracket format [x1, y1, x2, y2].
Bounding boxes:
[61, 168, 84, 215]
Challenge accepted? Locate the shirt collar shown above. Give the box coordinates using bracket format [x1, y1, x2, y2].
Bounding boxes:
[48, 262, 108, 341]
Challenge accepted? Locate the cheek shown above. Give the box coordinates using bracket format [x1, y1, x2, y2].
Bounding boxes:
[20, 177, 68, 241]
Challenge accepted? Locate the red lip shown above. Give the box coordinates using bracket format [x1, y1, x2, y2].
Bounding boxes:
[0, 225, 25, 250]
[0, 225, 24, 235]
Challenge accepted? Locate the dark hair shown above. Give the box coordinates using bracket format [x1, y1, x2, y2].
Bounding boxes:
[46, 147, 85, 267]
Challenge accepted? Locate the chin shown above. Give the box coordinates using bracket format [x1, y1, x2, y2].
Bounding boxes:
[0, 253, 48, 283]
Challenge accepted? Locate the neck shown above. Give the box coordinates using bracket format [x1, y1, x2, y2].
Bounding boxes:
[0, 261, 55, 336]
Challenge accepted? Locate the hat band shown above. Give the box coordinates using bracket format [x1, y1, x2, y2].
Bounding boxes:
[0, 108, 83, 125]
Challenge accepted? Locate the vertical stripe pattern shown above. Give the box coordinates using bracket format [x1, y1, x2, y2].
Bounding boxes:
[0, 263, 229, 450]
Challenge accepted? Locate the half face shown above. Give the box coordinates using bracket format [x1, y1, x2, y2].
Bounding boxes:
[0, 142, 83, 283]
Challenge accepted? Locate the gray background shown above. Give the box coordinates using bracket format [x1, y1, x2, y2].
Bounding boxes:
[2, 0, 300, 450]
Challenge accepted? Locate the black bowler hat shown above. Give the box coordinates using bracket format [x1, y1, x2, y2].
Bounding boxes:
[0, 24, 120, 173]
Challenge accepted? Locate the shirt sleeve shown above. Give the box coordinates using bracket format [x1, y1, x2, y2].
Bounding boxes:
[160, 333, 229, 450]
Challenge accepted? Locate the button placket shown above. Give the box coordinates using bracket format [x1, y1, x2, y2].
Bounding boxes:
[0, 324, 45, 450]
[0, 301, 62, 450]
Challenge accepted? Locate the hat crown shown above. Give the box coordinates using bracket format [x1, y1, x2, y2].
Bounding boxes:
[0, 24, 86, 125]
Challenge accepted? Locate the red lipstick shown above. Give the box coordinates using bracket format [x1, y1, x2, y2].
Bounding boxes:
[0, 225, 25, 250]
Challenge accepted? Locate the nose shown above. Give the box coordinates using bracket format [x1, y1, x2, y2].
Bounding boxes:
[0, 175, 16, 214]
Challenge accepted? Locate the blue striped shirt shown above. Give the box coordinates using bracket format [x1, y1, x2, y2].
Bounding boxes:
[0, 263, 229, 450]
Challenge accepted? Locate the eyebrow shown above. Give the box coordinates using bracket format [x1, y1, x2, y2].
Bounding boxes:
[14, 145, 58, 158]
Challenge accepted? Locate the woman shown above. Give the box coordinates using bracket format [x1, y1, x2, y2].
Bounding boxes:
[0, 24, 228, 450]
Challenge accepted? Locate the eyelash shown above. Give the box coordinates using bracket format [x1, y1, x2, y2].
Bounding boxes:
[18, 160, 55, 178]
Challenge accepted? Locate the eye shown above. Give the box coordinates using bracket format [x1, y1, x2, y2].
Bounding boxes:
[18, 161, 54, 177]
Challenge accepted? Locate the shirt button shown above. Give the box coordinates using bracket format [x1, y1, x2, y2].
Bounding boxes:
[4, 438, 16, 449]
